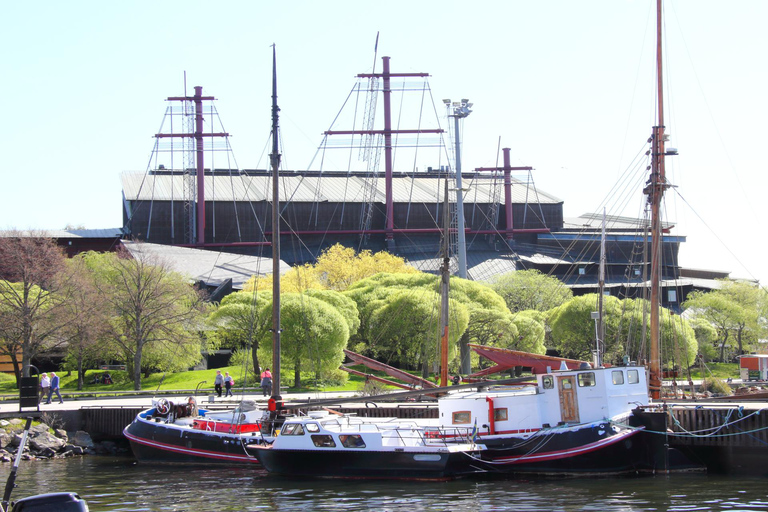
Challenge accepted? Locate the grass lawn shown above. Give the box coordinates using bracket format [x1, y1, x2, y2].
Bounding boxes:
[688, 362, 739, 380]
[0, 365, 388, 395]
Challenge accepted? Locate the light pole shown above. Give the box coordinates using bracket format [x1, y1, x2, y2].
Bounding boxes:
[443, 98, 472, 279]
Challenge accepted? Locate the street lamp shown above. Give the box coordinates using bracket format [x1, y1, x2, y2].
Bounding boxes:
[444, 98, 472, 280]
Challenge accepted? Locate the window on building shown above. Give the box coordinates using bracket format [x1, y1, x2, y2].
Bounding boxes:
[668, 290, 677, 303]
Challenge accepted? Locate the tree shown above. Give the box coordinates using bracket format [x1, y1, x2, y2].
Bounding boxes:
[59, 255, 113, 390]
[683, 280, 763, 361]
[84, 247, 207, 390]
[257, 293, 350, 388]
[344, 272, 519, 375]
[548, 294, 697, 368]
[0, 231, 69, 382]
[208, 290, 271, 380]
[489, 269, 573, 313]
[244, 243, 418, 293]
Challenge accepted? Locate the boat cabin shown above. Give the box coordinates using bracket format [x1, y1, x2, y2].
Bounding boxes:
[438, 365, 649, 435]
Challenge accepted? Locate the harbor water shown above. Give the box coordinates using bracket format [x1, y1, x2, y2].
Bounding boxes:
[6, 455, 768, 511]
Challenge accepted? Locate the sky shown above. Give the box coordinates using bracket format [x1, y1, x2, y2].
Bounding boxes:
[2, 1, 766, 285]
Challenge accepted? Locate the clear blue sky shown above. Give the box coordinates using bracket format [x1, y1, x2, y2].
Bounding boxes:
[2, 1, 766, 285]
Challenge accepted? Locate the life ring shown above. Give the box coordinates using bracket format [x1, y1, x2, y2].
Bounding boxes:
[156, 398, 170, 415]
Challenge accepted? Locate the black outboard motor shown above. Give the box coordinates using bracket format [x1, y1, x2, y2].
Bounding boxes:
[11, 492, 89, 512]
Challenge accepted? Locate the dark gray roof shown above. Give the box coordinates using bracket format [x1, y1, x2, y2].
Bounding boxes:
[121, 241, 289, 289]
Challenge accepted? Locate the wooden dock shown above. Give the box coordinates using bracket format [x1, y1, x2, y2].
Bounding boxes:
[664, 400, 768, 474]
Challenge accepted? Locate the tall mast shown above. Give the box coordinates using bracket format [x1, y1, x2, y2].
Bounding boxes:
[596, 208, 606, 368]
[647, 0, 666, 399]
[270, 45, 282, 402]
[439, 178, 450, 387]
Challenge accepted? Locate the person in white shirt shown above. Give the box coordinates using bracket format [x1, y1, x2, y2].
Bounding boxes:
[39, 373, 51, 403]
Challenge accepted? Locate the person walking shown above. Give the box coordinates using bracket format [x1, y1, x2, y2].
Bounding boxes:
[214, 370, 223, 397]
[260, 368, 273, 397]
[39, 373, 50, 403]
[224, 372, 234, 397]
[46, 372, 63, 404]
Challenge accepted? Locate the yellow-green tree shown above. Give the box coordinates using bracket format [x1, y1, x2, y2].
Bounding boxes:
[243, 243, 417, 293]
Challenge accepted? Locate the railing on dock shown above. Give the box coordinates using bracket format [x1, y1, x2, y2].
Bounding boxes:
[666, 403, 768, 448]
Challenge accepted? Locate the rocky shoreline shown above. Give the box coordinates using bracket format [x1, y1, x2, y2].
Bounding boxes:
[0, 418, 128, 462]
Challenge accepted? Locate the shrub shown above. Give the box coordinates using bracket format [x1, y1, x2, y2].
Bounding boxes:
[701, 377, 731, 395]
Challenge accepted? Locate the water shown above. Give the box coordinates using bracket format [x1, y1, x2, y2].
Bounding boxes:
[7, 456, 768, 512]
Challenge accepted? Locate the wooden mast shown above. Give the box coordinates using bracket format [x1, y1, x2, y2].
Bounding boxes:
[647, 0, 666, 399]
[439, 178, 450, 387]
[270, 45, 282, 403]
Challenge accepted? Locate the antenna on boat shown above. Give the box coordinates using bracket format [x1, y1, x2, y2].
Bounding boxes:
[269, 44, 282, 408]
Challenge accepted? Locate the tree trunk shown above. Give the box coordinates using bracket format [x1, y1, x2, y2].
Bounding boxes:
[76, 352, 84, 391]
[133, 347, 143, 390]
[251, 346, 261, 383]
[718, 331, 730, 362]
[294, 363, 301, 389]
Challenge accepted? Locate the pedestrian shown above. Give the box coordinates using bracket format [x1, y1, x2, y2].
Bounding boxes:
[46, 372, 63, 404]
[224, 372, 234, 397]
[260, 367, 273, 397]
[39, 373, 50, 403]
[214, 370, 223, 397]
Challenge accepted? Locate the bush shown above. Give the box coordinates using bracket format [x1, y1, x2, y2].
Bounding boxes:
[701, 377, 731, 395]
[315, 368, 349, 387]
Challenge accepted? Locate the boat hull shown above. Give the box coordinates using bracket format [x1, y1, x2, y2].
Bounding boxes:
[124, 415, 263, 466]
[251, 446, 482, 479]
[476, 421, 647, 475]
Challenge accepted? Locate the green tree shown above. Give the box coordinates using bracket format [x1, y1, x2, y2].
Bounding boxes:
[549, 294, 697, 368]
[59, 255, 114, 390]
[84, 248, 207, 390]
[257, 293, 349, 388]
[208, 290, 271, 380]
[344, 272, 517, 376]
[489, 269, 572, 313]
[684, 280, 763, 361]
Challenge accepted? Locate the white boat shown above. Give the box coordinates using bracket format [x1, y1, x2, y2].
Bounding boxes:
[247, 411, 485, 479]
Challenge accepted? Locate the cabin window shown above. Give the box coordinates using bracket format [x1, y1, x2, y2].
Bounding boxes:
[628, 369, 640, 384]
[542, 376, 554, 389]
[494, 408, 508, 422]
[452, 411, 472, 424]
[612, 370, 625, 385]
[311, 435, 336, 447]
[281, 423, 305, 436]
[305, 423, 320, 433]
[339, 434, 366, 448]
[578, 372, 596, 387]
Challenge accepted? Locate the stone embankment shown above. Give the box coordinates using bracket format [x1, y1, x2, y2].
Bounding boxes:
[0, 418, 125, 462]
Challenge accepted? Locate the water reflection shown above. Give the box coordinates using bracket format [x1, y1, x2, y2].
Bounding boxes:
[7, 456, 768, 512]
